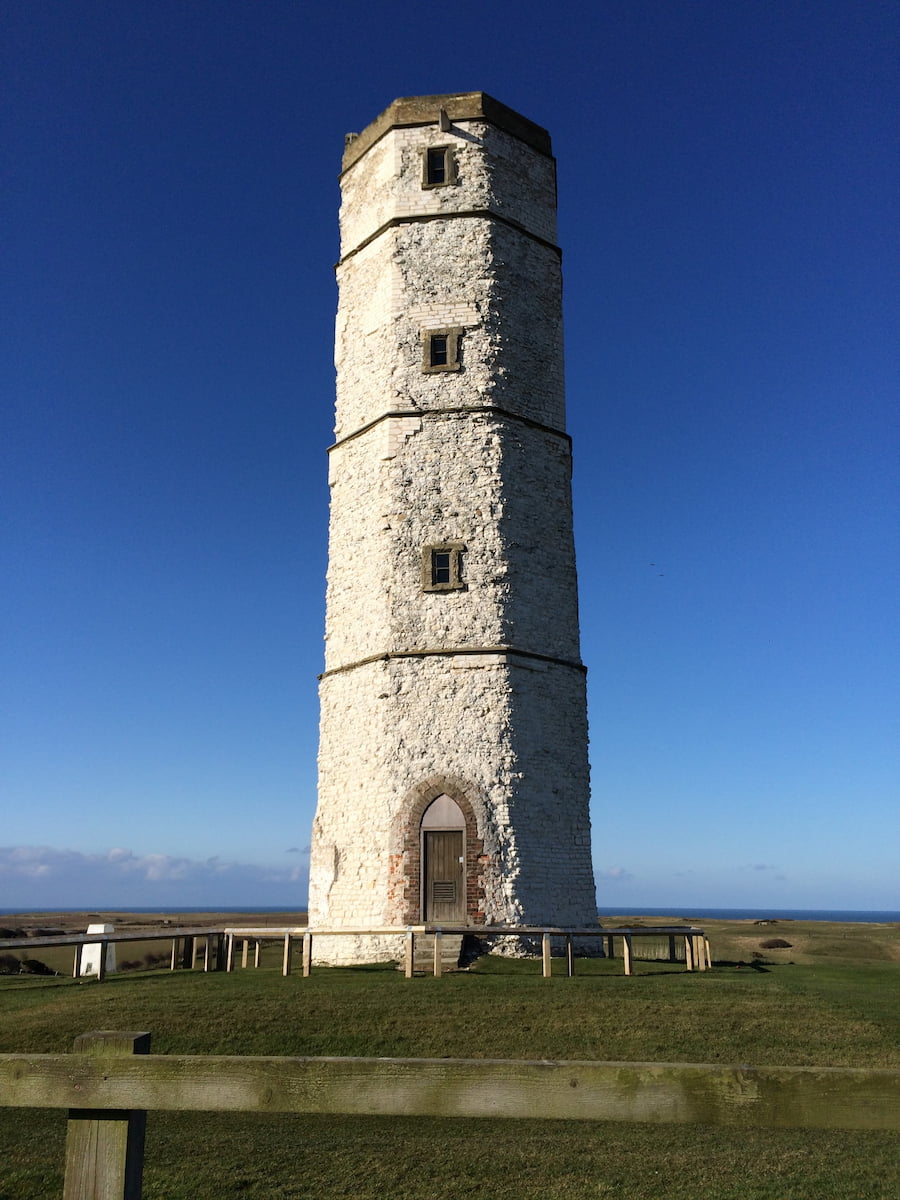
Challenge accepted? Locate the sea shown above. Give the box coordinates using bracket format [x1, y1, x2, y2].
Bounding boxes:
[1, 906, 898, 923]
[596, 907, 900, 924]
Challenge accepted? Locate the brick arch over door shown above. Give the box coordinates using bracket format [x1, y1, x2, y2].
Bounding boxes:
[389, 775, 487, 925]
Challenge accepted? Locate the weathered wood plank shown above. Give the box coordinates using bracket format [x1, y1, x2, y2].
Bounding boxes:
[63, 1033, 150, 1200]
[622, 935, 633, 976]
[0, 926, 227, 953]
[404, 931, 414, 979]
[3, 1054, 896, 1131]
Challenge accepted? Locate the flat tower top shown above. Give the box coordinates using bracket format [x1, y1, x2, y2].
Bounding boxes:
[342, 91, 553, 172]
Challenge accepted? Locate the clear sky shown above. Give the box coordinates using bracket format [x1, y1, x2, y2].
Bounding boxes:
[2, 1, 897, 912]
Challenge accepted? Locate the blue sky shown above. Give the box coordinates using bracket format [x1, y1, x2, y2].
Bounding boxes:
[2, 1, 897, 911]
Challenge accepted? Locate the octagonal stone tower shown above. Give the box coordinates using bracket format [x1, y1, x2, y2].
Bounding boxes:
[309, 93, 597, 961]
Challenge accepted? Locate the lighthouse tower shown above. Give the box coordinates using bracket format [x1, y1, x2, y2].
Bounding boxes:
[309, 93, 597, 960]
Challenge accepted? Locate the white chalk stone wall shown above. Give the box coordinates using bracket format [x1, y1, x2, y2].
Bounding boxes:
[311, 94, 597, 961]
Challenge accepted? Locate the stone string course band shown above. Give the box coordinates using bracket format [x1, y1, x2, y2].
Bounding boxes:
[336, 207, 562, 266]
[318, 645, 588, 681]
[327, 405, 571, 454]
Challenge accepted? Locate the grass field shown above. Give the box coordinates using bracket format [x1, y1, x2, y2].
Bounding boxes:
[1, 915, 897, 1198]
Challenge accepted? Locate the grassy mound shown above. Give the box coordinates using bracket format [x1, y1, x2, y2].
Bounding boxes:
[1, 915, 897, 1198]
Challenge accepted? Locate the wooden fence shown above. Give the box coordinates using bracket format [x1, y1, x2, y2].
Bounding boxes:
[0, 924, 712, 981]
[1, 1031, 897, 1198]
[224, 924, 713, 978]
[0, 927, 228, 979]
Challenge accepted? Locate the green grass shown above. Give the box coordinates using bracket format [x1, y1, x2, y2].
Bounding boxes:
[1, 923, 898, 1198]
[1, 955, 897, 1067]
[1, 1111, 897, 1200]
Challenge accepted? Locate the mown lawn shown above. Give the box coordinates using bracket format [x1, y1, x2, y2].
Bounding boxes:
[0, 951, 897, 1198]
[1, 954, 897, 1067]
[2, 1110, 897, 1200]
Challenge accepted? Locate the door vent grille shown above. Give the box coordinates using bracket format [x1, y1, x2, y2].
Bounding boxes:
[432, 881, 457, 903]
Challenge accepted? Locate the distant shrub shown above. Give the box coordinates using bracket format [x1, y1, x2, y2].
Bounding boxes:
[0, 953, 20, 973]
[0, 928, 25, 939]
[759, 938, 792, 950]
[19, 957, 54, 975]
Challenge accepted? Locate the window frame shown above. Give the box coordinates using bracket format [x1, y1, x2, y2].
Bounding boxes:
[422, 144, 458, 189]
[422, 542, 466, 592]
[421, 327, 463, 374]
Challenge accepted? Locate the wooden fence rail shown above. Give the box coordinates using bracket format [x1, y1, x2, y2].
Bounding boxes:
[223, 924, 712, 978]
[0, 927, 228, 980]
[0, 1032, 897, 1198]
[1, 924, 712, 981]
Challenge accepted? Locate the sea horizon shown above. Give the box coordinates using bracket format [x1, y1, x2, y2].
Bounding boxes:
[2, 905, 897, 924]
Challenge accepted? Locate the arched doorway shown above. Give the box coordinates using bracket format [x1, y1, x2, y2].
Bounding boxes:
[421, 794, 466, 922]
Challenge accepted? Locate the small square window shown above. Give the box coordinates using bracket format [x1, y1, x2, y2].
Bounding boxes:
[422, 543, 465, 592]
[432, 551, 452, 585]
[422, 327, 462, 373]
[422, 145, 458, 189]
[427, 148, 446, 185]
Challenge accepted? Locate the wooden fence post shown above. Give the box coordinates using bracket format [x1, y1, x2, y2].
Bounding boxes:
[63, 1031, 151, 1200]
[282, 934, 292, 977]
[622, 934, 633, 976]
[433, 930, 443, 979]
[683, 935, 694, 971]
[695, 935, 707, 971]
[404, 929, 414, 979]
[302, 933, 312, 977]
[565, 934, 575, 977]
[541, 933, 552, 978]
[72, 944, 83, 978]
[254, 940, 262, 969]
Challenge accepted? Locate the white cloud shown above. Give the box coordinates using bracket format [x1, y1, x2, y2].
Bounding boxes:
[0, 846, 309, 909]
[597, 866, 634, 882]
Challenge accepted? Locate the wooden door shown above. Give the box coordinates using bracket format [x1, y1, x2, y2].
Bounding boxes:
[424, 830, 465, 922]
